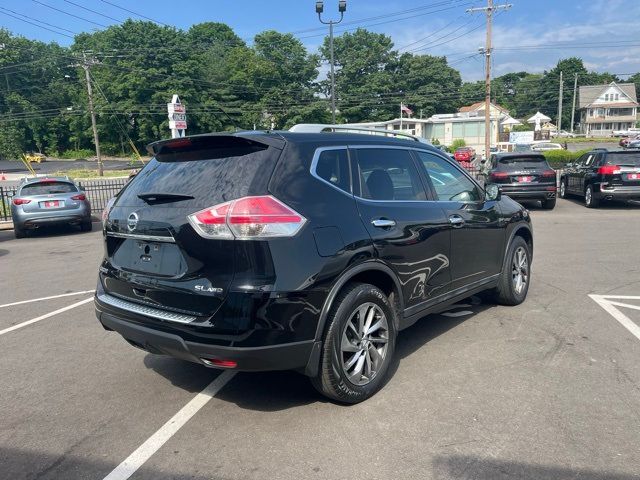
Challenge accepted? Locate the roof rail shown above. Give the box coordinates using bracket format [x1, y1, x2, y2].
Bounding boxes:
[289, 124, 430, 144]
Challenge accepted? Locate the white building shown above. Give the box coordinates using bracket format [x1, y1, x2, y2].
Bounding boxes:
[341, 102, 512, 156]
[578, 82, 638, 135]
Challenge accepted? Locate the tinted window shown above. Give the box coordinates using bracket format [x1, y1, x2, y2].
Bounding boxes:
[354, 148, 426, 201]
[417, 151, 482, 202]
[604, 152, 640, 166]
[497, 155, 548, 170]
[21, 181, 77, 195]
[585, 154, 596, 166]
[314, 148, 351, 193]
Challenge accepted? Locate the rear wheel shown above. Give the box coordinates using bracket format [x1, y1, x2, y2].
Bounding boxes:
[312, 283, 397, 404]
[494, 236, 531, 306]
[559, 179, 568, 198]
[80, 220, 93, 232]
[585, 185, 600, 208]
[541, 198, 556, 210]
[14, 225, 26, 239]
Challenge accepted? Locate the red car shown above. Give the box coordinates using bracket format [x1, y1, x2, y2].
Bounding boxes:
[620, 135, 640, 148]
[454, 147, 476, 169]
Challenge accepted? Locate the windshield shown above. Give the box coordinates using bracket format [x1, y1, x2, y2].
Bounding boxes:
[497, 155, 548, 169]
[20, 181, 77, 195]
[605, 152, 640, 166]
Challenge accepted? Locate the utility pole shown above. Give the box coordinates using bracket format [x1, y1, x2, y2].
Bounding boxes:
[570, 73, 578, 133]
[557, 71, 563, 133]
[317, 1, 347, 124]
[467, 1, 511, 160]
[80, 52, 103, 176]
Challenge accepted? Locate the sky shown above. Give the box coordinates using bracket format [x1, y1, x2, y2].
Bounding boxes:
[1, 0, 639, 82]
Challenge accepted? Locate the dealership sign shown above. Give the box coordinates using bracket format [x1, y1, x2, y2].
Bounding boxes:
[167, 95, 187, 137]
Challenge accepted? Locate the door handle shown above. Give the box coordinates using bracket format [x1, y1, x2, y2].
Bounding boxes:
[371, 218, 396, 228]
[449, 215, 465, 228]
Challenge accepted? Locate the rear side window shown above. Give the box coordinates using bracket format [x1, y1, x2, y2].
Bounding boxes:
[354, 148, 426, 201]
[314, 148, 351, 193]
[117, 137, 279, 208]
[605, 152, 640, 166]
[20, 181, 77, 195]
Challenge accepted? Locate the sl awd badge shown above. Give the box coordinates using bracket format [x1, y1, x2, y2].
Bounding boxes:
[195, 285, 223, 293]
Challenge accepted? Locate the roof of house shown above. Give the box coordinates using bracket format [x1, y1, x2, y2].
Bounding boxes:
[578, 82, 638, 108]
[458, 101, 509, 114]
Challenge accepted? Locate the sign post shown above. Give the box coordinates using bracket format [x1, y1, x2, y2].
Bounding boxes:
[167, 94, 187, 138]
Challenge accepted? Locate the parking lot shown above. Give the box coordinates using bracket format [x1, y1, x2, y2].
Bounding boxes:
[1, 198, 640, 480]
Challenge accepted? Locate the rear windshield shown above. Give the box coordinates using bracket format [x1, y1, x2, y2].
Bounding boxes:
[116, 137, 280, 207]
[20, 181, 77, 195]
[605, 152, 640, 166]
[497, 155, 548, 169]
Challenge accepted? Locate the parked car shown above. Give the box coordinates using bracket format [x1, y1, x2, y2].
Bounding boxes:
[560, 149, 640, 207]
[628, 139, 640, 149]
[454, 146, 477, 169]
[552, 130, 576, 138]
[531, 142, 563, 152]
[95, 130, 533, 403]
[11, 176, 92, 238]
[620, 135, 640, 148]
[485, 153, 557, 209]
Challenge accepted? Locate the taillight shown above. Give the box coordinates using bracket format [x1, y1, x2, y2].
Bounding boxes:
[598, 165, 621, 175]
[12, 198, 31, 206]
[188, 195, 306, 240]
[489, 171, 509, 182]
[71, 194, 86, 201]
[541, 170, 556, 178]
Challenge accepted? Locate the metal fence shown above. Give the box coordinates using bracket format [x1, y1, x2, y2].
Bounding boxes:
[0, 178, 128, 222]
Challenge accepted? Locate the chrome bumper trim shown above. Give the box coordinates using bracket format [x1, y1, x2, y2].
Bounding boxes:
[97, 293, 196, 324]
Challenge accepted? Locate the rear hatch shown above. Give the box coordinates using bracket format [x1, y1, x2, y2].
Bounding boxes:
[600, 152, 640, 187]
[102, 135, 283, 316]
[489, 154, 556, 188]
[18, 180, 83, 213]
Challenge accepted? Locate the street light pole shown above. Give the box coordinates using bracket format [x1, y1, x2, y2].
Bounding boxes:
[317, 1, 346, 124]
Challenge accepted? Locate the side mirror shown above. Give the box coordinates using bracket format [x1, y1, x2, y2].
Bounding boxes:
[566, 162, 573, 168]
[480, 159, 486, 164]
[485, 183, 501, 201]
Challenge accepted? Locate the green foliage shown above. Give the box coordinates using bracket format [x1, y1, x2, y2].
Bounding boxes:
[543, 149, 589, 167]
[431, 138, 440, 145]
[511, 124, 531, 132]
[59, 149, 95, 159]
[450, 139, 466, 150]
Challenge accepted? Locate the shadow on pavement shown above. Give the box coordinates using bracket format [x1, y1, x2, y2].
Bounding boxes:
[433, 454, 638, 480]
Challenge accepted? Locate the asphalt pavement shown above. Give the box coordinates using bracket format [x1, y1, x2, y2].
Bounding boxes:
[1, 199, 640, 480]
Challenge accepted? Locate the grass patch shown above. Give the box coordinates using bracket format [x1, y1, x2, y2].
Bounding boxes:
[562, 137, 619, 143]
[57, 149, 96, 160]
[51, 169, 133, 179]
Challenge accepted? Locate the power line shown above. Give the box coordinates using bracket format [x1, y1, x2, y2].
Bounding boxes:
[31, 0, 109, 28]
[98, 0, 169, 27]
[62, 0, 124, 23]
[0, 9, 74, 39]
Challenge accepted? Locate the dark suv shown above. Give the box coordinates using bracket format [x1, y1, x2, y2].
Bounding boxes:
[95, 131, 533, 403]
[560, 149, 640, 207]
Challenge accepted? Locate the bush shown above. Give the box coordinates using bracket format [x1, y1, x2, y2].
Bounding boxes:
[543, 149, 589, 168]
[450, 139, 466, 150]
[59, 149, 95, 160]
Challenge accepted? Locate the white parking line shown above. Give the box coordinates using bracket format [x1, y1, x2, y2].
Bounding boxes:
[589, 294, 640, 342]
[0, 297, 94, 336]
[103, 370, 236, 480]
[0, 290, 95, 308]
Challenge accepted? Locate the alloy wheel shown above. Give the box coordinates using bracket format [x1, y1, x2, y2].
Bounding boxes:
[340, 302, 389, 386]
[560, 181, 566, 197]
[585, 187, 592, 206]
[511, 246, 529, 295]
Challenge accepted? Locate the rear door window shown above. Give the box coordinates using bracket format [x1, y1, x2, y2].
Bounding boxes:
[313, 148, 351, 193]
[353, 148, 426, 201]
[604, 152, 640, 166]
[20, 181, 77, 195]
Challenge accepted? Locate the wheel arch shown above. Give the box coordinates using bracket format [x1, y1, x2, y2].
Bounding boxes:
[507, 223, 533, 264]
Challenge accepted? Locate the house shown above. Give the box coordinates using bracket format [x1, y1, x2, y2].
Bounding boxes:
[578, 82, 638, 135]
[340, 102, 512, 156]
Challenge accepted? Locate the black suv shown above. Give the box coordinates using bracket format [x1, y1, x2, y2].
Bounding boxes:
[95, 131, 533, 403]
[484, 152, 557, 209]
[560, 149, 640, 207]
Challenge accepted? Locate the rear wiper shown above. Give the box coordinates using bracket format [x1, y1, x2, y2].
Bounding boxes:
[137, 192, 195, 204]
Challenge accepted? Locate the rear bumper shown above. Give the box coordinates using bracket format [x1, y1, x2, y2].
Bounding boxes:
[598, 184, 640, 200]
[14, 212, 91, 229]
[502, 188, 556, 201]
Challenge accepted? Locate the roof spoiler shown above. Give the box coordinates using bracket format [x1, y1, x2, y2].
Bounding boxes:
[146, 133, 284, 156]
[289, 124, 431, 144]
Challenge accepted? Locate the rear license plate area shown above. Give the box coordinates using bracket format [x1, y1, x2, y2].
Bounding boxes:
[40, 200, 62, 208]
[625, 173, 640, 180]
[517, 176, 533, 183]
[111, 239, 186, 276]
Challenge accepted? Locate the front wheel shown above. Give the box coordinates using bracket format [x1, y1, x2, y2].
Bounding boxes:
[541, 198, 556, 210]
[559, 179, 568, 198]
[494, 236, 531, 306]
[585, 185, 600, 208]
[312, 283, 397, 404]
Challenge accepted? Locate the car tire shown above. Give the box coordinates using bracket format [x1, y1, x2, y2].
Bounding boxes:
[80, 220, 93, 232]
[311, 283, 397, 404]
[559, 179, 568, 198]
[494, 236, 531, 306]
[542, 198, 556, 210]
[585, 185, 600, 208]
[14, 225, 26, 239]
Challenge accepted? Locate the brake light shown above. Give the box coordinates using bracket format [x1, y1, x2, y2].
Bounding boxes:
[541, 170, 556, 178]
[598, 165, 621, 175]
[188, 195, 306, 239]
[489, 171, 509, 181]
[12, 198, 31, 205]
[71, 194, 86, 201]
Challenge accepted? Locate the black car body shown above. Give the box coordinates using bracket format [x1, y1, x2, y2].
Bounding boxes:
[485, 152, 557, 209]
[560, 149, 640, 207]
[95, 131, 533, 402]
